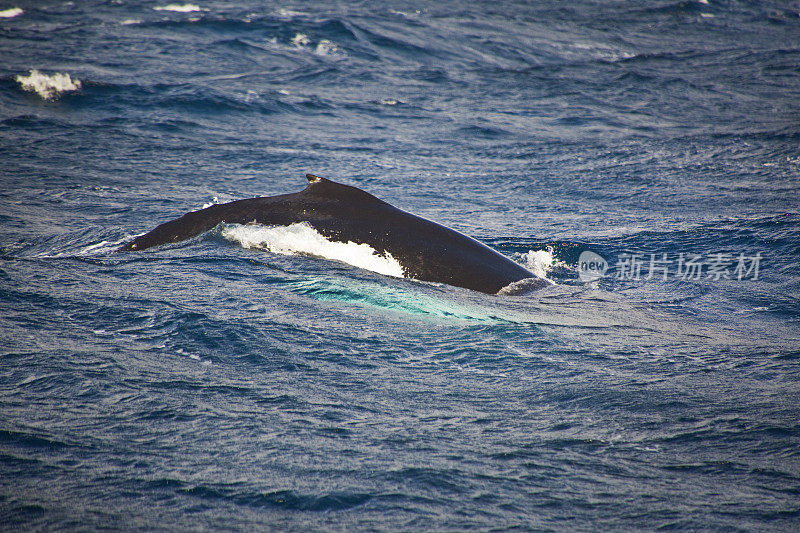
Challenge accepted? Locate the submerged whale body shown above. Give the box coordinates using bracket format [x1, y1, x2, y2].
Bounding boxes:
[121, 174, 535, 294]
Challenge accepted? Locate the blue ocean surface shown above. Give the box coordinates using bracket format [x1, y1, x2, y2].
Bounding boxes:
[1, 0, 799, 530]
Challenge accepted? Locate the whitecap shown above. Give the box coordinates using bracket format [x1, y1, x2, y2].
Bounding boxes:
[81, 240, 112, 254]
[16, 70, 81, 100]
[201, 196, 219, 209]
[519, 248, 555, 279]
[0, 7, 22, 17]
[176, 348, 212, 365]
[314, 39, 339, 55]
[222, 222, 405, 278]
[389, 9, 421, 17]
[276, 8, 307, 19]
[290, 33, 310, 47]
[153, 3, 202, 12]
[288, 34, 343, 57]
[120, 18, 141, 25]
[79, 236, 130, 256]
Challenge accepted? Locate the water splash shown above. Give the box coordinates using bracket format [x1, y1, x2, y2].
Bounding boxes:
[201, 197, 219, 210]
[0, 7, 22, 18]
[16, 70, 81, 100]
[153, 4, 202, 12]
[291, 33, 310, 47]
[315, 40, 340, 56]
[520, 248, 555, 278]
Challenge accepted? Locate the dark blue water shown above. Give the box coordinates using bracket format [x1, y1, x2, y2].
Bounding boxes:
[2, 1, 799, 530]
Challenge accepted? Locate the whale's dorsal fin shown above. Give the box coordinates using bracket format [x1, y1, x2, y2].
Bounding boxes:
[303, 173, 387, 206]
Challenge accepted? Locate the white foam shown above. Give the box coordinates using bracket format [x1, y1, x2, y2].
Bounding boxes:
[16, 70, 81, 100]
[81, 240, 112, 253]
[276, 8, 307, 19]
[390, 9, 421, 17]
[243, 89, 258, 103]
[153, 3, 202, 12]
[79, 236, 130, 256]
[0, 7, 22, 17]
[222, 223, 405, 278]
[201, 196, 219, 209]
[176, 348, 212, 365]
[121, 18, 141, 25]
[520, 249, 555, 279]
[497, 277, 553, 295]
[290, 33, 310, 47]
[314, 39, 339, 55]
[287, 34, 342, 57]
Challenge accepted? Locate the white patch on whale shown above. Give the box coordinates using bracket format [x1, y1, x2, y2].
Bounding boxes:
[222, 222, 405, 278]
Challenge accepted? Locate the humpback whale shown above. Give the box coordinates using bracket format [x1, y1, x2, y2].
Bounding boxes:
[120, 174, 536, 294]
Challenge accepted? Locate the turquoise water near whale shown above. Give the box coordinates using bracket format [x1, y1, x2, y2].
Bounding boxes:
[1, 0, 799, 530]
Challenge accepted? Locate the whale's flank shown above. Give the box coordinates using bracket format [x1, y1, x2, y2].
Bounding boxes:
[120, 175, 535, 294]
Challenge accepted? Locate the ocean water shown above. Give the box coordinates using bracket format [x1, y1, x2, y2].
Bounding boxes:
[1, 0, 799, 530]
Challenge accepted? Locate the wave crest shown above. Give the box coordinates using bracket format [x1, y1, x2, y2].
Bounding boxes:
[16, 70, 81, 100]
[0, 7, 22, 18]
[153, 3, 202, 12]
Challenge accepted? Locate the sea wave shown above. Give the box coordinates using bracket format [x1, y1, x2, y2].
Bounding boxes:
[0, 7, 22, 18]
[2, 0, 799, 530]
[15, 70, 81, 100]
[518, 248, 555, 278]
[153, 3, 203, 13]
